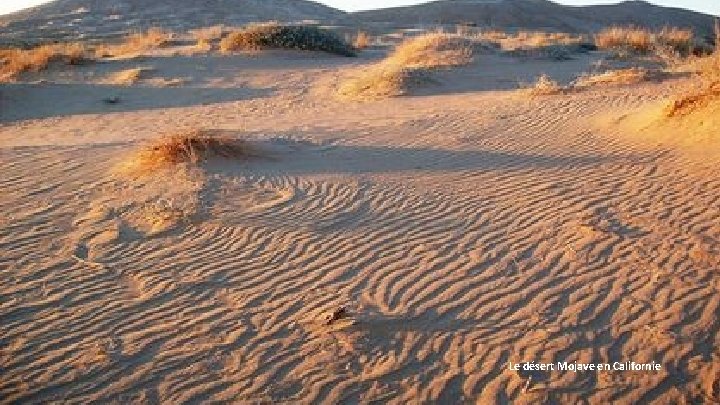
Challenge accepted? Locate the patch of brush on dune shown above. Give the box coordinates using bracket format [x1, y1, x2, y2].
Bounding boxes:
[0, 42, 86, 82]
[595, 26, 696, 57]
[338, 33, 473, 99]
[523, 68, 659, 97]
[102, 67, 155, 86]
[607, 48, 720, 153]
[220, 23, 356, 56]
[522, 74, 567, 96]
[95, 28, 172, 58]
[574, 67, 652, 88]
[117, 129, 256, 176]
[666, 40, 720, 118]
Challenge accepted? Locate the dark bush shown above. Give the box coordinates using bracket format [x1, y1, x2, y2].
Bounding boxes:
[220, 24, 356, 57]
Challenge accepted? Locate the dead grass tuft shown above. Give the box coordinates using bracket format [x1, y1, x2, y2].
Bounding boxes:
[121, 129, 255, 175]
[95, 28, 171, 58]
[220, 23, 355, 56]
[665, 57, 720, 117]
[190, 25, 224, 42]
[338, 64, 431, 98]
[656, 26, 694, 52]
[338, 33, 472, 99]
[103, 67, 154, 85]
[523, 74, 566, 96]
[595, 26, 693, 55]
[664, 26, 720, 118]
[353, 31, 371, 49]
[387, 33, 473, 68]
[479, 30, 585, 50]
[596, 26, 654, 53]
[0, 42, 88, 81]
[573, 67, 650, 88]
[665, 80, 720, 117]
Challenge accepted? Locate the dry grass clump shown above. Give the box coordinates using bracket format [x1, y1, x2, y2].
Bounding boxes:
[103, 67, 154, 85]
[124, 129, 254, 174]
[353, 31, 371, 49]
[338, 64, 431, 98]
[387, 33, 473, 68]
[338, 33, 472, 99]
[665, 80, 720, 117]
[189, 26, 224, 52]
[0, 42, 87, 81]
[193, 38, 213, 53]
[656, 27, 694, 52]
[595, 26, 654, 53]
[190, 25, 224, 42]
[474, 30, 590, 60]
[523, 68, 655, 96]
[220, 23, 356, 56]
[595, 26, 693, 55]
[665, 56, 720, 117]
[95, 28, 171, 58]
[573, 67, 650, 87]
[523, 74, 566, 96]
[482, 30, 584, 49]
[664, 26, 720, 117]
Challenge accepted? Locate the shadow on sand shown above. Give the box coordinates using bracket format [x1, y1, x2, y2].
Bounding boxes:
[0, 83, 271, 122]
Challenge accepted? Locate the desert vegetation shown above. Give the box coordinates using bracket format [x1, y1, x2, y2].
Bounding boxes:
[219, 23, 356, 56]
[352, 31, 371, 49]
[523, 74, 566, 96]
[102, 67, 155, 85]
[189, 25, 224, 52]
[523, 67, 656, 96]
[120, 129, 254, 175]
[478, 30, 585, 50]
[665, 33, 720, 117]
[595, 26, 694, 55]
[94, 28, 171, 58]
[574, 67, 651, 88]
[339, 33, 472, 99]
[0, 42, 86, 81]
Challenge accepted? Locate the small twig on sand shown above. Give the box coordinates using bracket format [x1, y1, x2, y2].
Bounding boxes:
[71, 254, 105, 269]
[325, 306, 347, 325]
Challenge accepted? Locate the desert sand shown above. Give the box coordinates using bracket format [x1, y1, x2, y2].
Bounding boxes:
[2, 26, 720, 405]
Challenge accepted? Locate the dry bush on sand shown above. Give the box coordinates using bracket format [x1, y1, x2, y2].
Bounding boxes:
[474, 30, 590, 60]
[665, 54, 720, 117]
[353, 31, 371, 49]
[338, 33, 472, 99]
[338, 64, 432, 98]
[523, 74, 566, 96]
[573, 67, 650, 88]
[387, 33, 473, 68]
[595, 27, 653, 53]
[595, 26, 693, 55]
[665, 80, 720, 117]
[95, 28, 171, 58]
[103, 67, 154, 85]
[656, 27, 695, 53]
[479, 30, 585, 50]
[0, 42, 87, 81]
[189, 26, 224, 52]
[190, 25, 224, 42]
[664, 25, 720, 118]
[523, 68, 655, 96]
[120, 130, 255, 175]
[193, 38, 213, 53]
[220, 23, 356, 56]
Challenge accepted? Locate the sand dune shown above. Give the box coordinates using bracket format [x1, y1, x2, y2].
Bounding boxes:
[2, 22, 720, 404]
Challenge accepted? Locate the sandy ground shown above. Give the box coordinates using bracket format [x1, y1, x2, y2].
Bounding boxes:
[1, 48, 719, 404]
